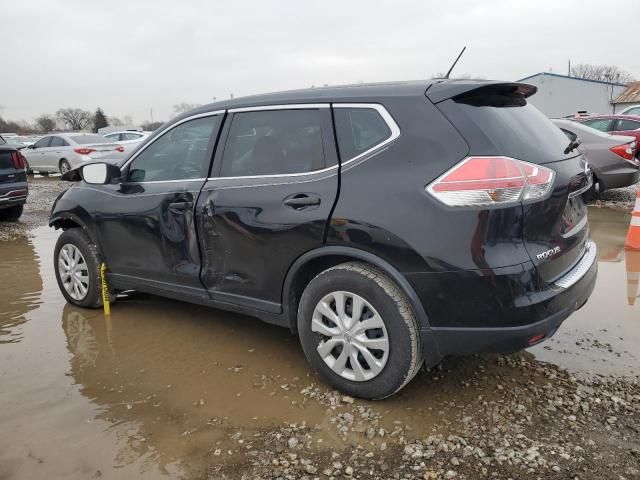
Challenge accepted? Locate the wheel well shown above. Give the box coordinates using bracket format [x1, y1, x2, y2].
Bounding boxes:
[285, 254, 390, 332]
[51, 217, 82, 231]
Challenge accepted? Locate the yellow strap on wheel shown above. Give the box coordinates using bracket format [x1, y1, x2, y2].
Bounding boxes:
[100, 263, 110, 316]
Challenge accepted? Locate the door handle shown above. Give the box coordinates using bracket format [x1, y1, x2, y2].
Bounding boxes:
[168, 200, 193, 210]
[283, 193, 321, 209]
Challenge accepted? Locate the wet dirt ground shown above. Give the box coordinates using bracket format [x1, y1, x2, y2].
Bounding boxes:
[0, 178, 639, 480]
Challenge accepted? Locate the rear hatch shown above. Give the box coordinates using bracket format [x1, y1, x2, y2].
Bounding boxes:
[431, 82, 591, 284]
[0, 148, 27, 185]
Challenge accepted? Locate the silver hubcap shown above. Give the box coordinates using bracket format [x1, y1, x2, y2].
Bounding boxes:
[312, 291, 389, 382]
[58, 244, 89, 301]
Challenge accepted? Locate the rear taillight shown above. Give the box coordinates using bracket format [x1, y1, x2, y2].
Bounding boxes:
[74, 147, 96, 155]
[427, 156, 555, 207]
[10, 151, 26, 169]
[610, 142, 635, 161]
[115, 146, 125, 152]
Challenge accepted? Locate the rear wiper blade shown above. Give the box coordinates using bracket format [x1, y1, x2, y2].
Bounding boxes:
[564, 138, 582, 155]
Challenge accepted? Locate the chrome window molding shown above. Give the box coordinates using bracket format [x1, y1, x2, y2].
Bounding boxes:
[207, 103, 400, 182]
[121, 110, 225, 172]
[228, 103, 330, 113]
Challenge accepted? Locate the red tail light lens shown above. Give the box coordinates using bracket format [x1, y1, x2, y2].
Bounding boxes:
[115, 146, 125, 152]
[610, 142, 637, 163]
[74, 147, 96, 155]
[427, 156, 555, 207]
[10, 151, 26, 169]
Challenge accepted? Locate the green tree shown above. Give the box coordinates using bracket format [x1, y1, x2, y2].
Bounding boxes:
[93, 108, 109, 133]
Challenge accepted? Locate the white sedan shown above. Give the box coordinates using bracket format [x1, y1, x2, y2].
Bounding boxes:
[103, 130, 151, 153]
[22, 133, 125, 174]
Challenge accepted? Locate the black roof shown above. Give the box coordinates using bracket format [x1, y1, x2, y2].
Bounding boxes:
[169, 78, 527, 126]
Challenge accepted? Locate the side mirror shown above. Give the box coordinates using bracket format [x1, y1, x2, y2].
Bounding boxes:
[81, 162, 122, 184]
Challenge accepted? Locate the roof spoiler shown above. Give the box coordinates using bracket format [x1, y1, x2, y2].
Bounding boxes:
[426, 80, 537, 104]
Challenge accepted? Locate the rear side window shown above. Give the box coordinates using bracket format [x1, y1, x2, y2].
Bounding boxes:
[614, 119, 640, 131]
[334, 107, 392, 160]
[624, 107, 640, 115]
[437, 86, 580, 164]
[221, 109, 326, 177]
[0, 136, 5, 146]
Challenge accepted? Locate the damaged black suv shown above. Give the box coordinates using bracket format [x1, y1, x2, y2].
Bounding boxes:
[50, 80, 597, 399]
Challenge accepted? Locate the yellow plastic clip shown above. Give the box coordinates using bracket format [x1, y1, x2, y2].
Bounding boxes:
[100, 263, 111, 316]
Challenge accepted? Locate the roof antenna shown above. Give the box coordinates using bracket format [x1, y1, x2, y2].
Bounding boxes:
[444, 46, 467, 79]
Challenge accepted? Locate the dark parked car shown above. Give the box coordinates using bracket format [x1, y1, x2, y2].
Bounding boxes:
[0, 135, 28, 221]
[552, 119, 639, 196]
[49, 80, 597, 399]
[572, 115, 640, 158]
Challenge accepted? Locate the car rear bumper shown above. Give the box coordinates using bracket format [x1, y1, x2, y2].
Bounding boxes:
[416, 241, 598, 358]
[600, 167, 640, 190]
[0, 186, 28, 208]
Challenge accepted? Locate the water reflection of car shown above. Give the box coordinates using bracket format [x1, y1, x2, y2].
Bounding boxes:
[22, 133, 126, 175]
[0, 235, 42, 343]
[552, 119, 639, 197]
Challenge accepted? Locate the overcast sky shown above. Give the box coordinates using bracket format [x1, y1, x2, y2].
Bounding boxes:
[3, 0, 638, 125]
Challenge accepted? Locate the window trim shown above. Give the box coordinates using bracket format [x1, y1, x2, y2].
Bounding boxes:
[208, 103, 400, 181]
[120, 110, 224, 183]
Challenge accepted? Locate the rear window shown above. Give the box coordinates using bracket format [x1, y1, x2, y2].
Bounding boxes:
[71, 134, 109, 145]
[0, 152, 12, 168]
[438, 86, 577, 164]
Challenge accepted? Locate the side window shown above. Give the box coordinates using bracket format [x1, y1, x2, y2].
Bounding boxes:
[220, 109, 325, 177]
[582, 119, 612, 132]
[104, 133, 119, 140]
[49, 137, 66, 147]
[34, 136, 51, 148]
[122, 132, 142, 140]
[127, 115, 220, 182]
[333, 107, 392, 160]
[624, 107, 640, 116]
[614, 119, 640, 131]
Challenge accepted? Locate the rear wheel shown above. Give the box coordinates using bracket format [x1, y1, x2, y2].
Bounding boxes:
[59, 159, 71, 175]
[0, 204, 23, 221]
[298, 262, 422, 399]
[54, 229, 104, 308]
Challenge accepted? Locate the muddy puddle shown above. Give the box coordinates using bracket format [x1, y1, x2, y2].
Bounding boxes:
[0, 206, 638, 479]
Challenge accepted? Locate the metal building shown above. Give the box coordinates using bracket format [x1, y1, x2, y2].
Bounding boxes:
[612, 82, 640, 113]
[517, 72, 627, 118]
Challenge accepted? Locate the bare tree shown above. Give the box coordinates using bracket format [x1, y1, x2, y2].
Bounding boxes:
[35, 114, 57, 133]
[570, 64, 634, 83]
[172, 103, 201, 116]
[56, 108, 93, 131]
[141, 121, 164, 131]
[110, 116, 124, 126]
[430, 72, 484, 80]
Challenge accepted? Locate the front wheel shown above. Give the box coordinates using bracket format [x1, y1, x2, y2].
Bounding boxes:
[59, 159, 71, 175]
[54, 229, 104, 308]
[298, 262, 422, 399]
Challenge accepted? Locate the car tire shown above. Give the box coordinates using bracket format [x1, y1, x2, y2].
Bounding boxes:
[297, 262, 422, 400]
[54, 228, 105, 308]
[0, 204, 23, 222]
[59, 159, 71, 175]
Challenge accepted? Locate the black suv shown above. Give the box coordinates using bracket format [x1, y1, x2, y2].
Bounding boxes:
[50, 80, 597, 399]
[0, 135, 28, 221]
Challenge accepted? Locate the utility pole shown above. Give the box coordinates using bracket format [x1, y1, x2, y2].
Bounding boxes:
[568, 59, 571, 76]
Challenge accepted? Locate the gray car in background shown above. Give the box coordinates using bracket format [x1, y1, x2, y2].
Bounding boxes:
[22, 133, 125, 174]
[552, 119, 639, 196]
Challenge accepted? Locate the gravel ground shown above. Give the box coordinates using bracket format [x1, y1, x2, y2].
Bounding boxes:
[1, 177, 639, 480]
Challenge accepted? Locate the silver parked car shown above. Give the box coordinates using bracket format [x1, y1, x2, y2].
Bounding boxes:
[552, 118, 639, 196]
[22, 133, 125, 174]
[102, 130, 151, 154]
